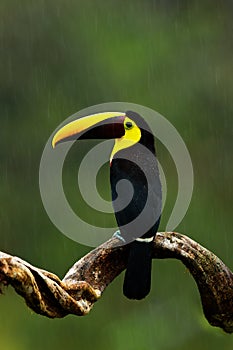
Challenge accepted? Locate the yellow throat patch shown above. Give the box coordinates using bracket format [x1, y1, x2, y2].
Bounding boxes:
[110, 117, 141, 162]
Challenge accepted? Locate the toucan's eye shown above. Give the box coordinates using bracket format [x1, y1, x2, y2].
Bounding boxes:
[125, 121, 133, 129]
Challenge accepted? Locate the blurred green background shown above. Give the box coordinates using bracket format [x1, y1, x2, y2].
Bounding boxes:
[0, 0, 233, 349]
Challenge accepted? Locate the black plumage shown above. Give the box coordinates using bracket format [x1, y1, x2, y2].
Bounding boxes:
[110, 111, 161, 299]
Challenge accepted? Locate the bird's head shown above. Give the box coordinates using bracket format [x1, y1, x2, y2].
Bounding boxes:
[52, 111, 151, 161]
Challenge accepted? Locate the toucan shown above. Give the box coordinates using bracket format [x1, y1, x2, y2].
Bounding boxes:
[52, 110, 162, 300]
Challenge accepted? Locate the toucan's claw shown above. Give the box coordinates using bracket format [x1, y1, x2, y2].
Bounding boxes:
[112, 230, 126, 244]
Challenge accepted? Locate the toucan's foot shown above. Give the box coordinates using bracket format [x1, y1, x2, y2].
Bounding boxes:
[113, 230, 126, 243]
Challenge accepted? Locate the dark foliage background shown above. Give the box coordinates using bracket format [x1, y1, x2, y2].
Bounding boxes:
[0, 1, 233, 349]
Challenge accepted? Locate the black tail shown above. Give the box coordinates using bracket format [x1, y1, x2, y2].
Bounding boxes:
[123, 240, 153, 300]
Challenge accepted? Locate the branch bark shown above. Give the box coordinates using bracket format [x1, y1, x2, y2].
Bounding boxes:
[0, 232, 232, 333]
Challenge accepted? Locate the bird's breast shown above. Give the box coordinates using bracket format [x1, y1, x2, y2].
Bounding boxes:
[110, 152, 161, 240]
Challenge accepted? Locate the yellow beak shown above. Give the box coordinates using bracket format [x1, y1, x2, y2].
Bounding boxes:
[52, 112, 126, 148]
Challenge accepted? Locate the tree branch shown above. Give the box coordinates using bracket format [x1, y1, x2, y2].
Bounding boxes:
[0, 232, 232, 333]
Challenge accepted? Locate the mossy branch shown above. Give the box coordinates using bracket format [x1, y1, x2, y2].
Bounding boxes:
[0, 232, 232, 333]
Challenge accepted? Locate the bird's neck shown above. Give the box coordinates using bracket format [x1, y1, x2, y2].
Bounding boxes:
[111, 128, 155, 160]
[110, 127, 141, 163]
